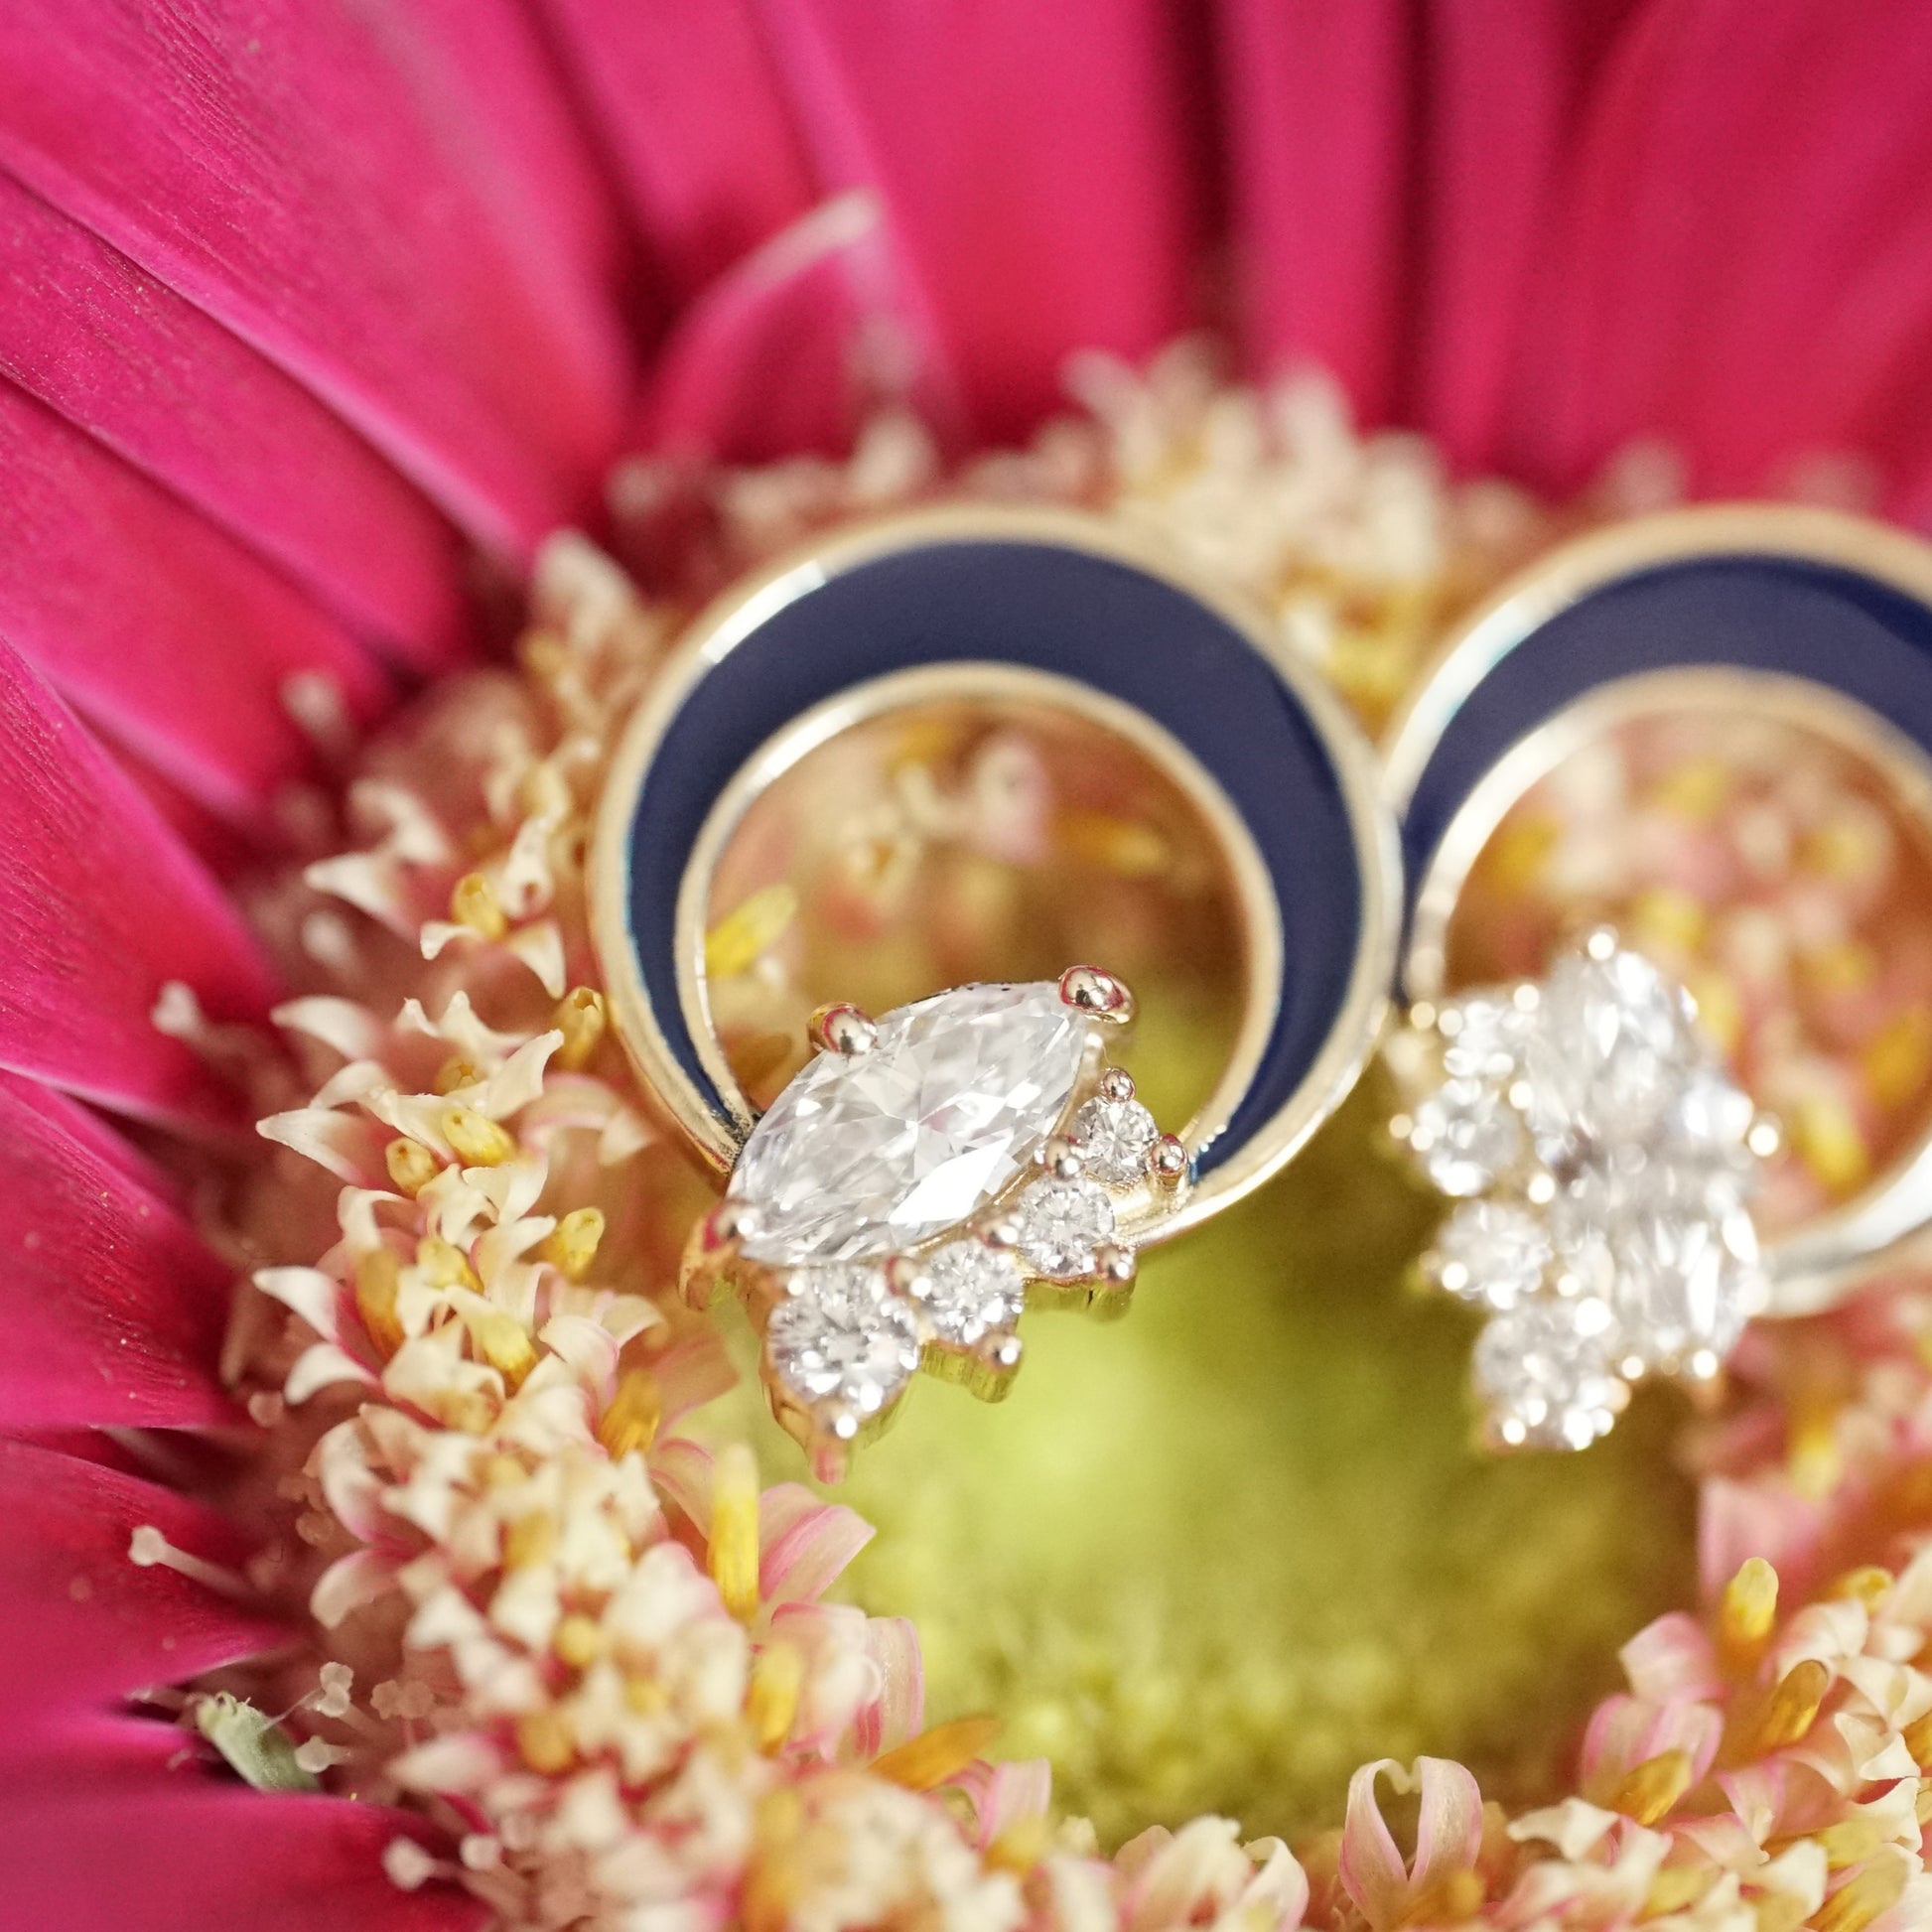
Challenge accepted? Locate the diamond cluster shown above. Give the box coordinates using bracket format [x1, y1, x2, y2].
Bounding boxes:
[694, 975, 1182, 1473]
[1392, 933, 1772, 1449]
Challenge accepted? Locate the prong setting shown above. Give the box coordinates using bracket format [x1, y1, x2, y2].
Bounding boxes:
[808, 1002, 878, 1057]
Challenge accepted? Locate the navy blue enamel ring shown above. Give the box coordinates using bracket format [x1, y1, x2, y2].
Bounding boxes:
[589, 504, 1399, 1477]
[1375, 506, 1932, 1458]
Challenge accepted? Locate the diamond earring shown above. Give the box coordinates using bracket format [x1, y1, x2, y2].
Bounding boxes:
[1383, 505, 1932, 1449]
[590, 505, 1400, 1477]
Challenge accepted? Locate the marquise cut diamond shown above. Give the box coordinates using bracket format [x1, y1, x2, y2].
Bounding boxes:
[733, 982, 1086, 1265]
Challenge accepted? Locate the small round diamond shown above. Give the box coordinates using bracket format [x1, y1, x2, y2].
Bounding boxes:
[1014, 1176, 1115, 1278]
[1432, 1200, 1552, 1309]
[919, 1240, 1027, 1345]
[1072, 1091, 1160, 1185]
[1440, 994, 1528, 1081]
[765, 1266, 922, 1415]
[1411, 1078, 1524, 1196]
[1472, 1297, 1623, 1449]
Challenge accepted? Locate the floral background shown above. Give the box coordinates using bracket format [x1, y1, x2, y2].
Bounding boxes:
[10, 5, 1932, 1930]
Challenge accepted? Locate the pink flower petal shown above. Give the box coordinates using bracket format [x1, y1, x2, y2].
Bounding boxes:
[3, 1747, 484, 1931]
[639, 194, 907, 462]
[0, 637, 277, 1129]
[530, 0, 814, 305]
[1340, 1757, 1483, 1930]
[749, 0, 1206, 442]
[1217, 0, 1412, 423]
[853, 1614, 923, 1757]
[0, 175, 466, 667]
[1620, 1611, 1725, 1703]
[1505, 0, 1932, 502]
[0, 1073, 231, 1431]
[0, 378, 391, 822]
[0, 0, 630, 554]
[758, 1483, 874, 1605]
[0, 1441, 284, 1753]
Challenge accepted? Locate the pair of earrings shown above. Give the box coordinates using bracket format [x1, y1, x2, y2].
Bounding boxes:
[589, 503, 1932, 1478]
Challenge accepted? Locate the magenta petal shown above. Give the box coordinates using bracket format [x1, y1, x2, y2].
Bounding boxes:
[0, 1441, 285, 1748]
[0, 1074, 230, 1432]
[1217, 0, 1413, 423]
[0, 637, 276, 1129]
[1505, 0, 1932, 498]
[3, 1753, 484, 1932]
[640, 196, 905, 460]
[0, 176, 466, 666]
[749, 0, 1206, 442]
[532, 0, 814, 305]
[0, 0, 631, 552]
[0, 379, 391, 822]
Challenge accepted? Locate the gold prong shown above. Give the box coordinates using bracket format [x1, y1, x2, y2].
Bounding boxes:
[1058, 964, 1135, 1027]
[1148, 1134, 1188, 1187]
[1100, 1066, 1135, 1103]
[1038, 1135, 1084, 1179]
[808, 1003, 878, 1056]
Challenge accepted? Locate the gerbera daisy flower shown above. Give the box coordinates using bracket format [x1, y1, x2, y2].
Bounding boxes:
[8, 4, 1932, 1928]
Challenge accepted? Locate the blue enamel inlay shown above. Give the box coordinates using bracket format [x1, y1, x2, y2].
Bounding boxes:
[623, 538, 1367, 1173]
[1405, 555, 1932, 915]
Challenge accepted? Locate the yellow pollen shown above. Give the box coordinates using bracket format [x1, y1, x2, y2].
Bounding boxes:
[415, 1236, 481, 1291]
[451, 871, 507, 941]
[872, 1715, 1003, 1791]
[1645, 1867, 1716, 1917]
[352, 1247, 405, 1357]
[1791, 1093, 1871, 1198]
[520, 761, 573, 823]
[1055, 808, 1169, 878]
[515, 1707, 576, 1776]
[624, 1674, 668, 1717]
[709, 1443, 761, 1622]
[1800, 940, 1877, 999]
[503, 1512, 557, 1571]
[1720, 1557, 1780, 1673]
[1818, 1817, 1888, 1870]
[1917, 1778, 1932, 1826]
[467, 1307, 537, 1389]
[1812, 1858, 1910, 1932]
[554, 1614, 604, 1671]
[483, 1453, 526, 1489]
[1756, 1658, 1833, 1752]
[746, 1643, 803, 1750]
[553, 987, 607, 1070]
[384, 1137, 440, 1196]
[433, 1055, 482, 1095]
[597, 1369, 661, 1460]
[984, 1817, 1052, 1876]
[1828, 1566, 1894, 1612]
[1628, 885, 1708, 958]
[1609, 1747, 1695, 1826]
[1682, 966, 1744, 1057]
[705, 884, 799, 980]
[1652, 753, 1730, 821]
[1864, 1008, 1932, 1112]
[442, 1105, 515, 1167]
[1486, 814, 1558, 892]
[442, 1389, 496, 1434]
[1901, 1709, 1932, 1768]
[1396, 1869, 1484, 1927]
[541, 1206, 605, 1283]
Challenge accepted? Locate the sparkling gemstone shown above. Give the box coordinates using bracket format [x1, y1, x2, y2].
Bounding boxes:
[765, 1266, 922, 1414]
[919, 1240, 1027, 1345]
[733, 982, 1087, 1264]
[1411, 1078, 1524, 1196]
[1520, 948, 1699, 1155]
[1440, 993, 1529, 1081]
[1014, 1176, 1116, 1278]
[1072, 1091, 1160, 1185]
[1472, 1297, 1623, 1449]
[1433, 1200, 1552, 1309]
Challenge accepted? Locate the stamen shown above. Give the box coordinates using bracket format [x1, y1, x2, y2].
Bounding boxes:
[450, 872, 507, 941]
[1754, 1658, 1833, 1752]
[746, 1643, 802, 1750]
[705, 884, 799, 979]
[1608, 1747, 1695, 1825]
[466, 1307, 538, 1388]
[128, 1525, 250, 1599]
[554, 1614, 604, 1671]
[515, 1708, 576, 1775]
[710, 1444, 761, 1622]
[1719, 1557, 1779, 1674]
[385, 1137, 440, 1196]
[416, 1236, 481, 1291]
[354, 1248, 405, 1357]
[1827, 1566, 1893, 1611]
[597, 1369, 661, 1459]
[871, 1715, 1002, 1791]
[1813, 1859, 1911, 1932]
[542, 1206, 605, 1283]
[553, 987, 607, 1070]
[442, 1105, 515, 1167]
